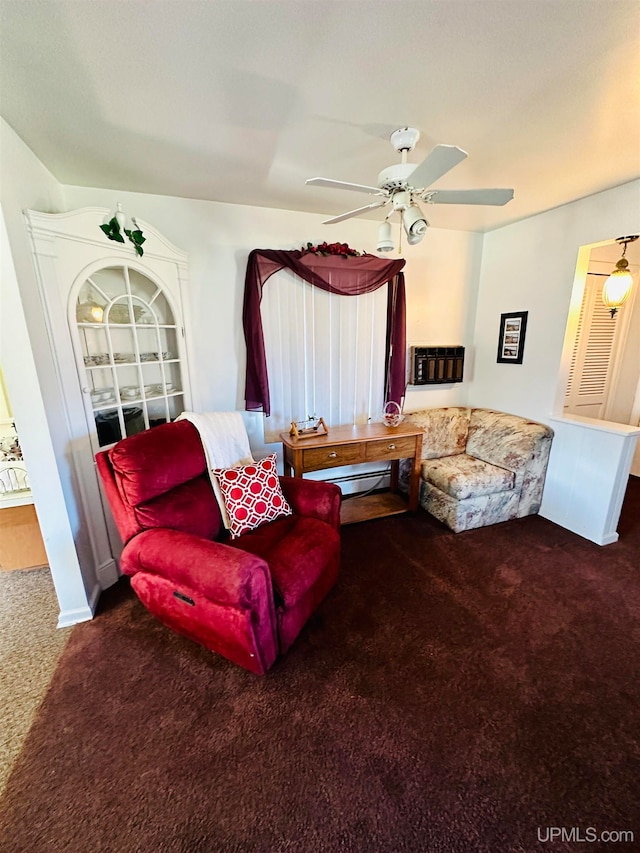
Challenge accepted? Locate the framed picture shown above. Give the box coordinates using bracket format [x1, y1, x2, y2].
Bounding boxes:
[496, 311, 528, 364]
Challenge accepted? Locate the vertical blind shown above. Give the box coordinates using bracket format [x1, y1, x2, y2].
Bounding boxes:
[261, 270, 387, 441]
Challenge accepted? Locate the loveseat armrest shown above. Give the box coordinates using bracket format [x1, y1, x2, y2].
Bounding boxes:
[121, 527, 273, 611]
[279, 476, 342, 531]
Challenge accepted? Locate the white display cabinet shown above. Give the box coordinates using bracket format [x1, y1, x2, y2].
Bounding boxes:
[25, 208, 193, 590]
[76, 265, 187, 450]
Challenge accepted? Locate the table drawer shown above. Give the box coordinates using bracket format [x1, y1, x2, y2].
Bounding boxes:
[365, 435, 418, 462]
[303, 442, 365, 471]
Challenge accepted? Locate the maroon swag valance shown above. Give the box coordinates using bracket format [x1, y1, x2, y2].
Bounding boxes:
[242, 249, 407, 417]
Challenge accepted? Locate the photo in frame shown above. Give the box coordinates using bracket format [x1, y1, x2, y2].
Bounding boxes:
[496, 311, 528, 364]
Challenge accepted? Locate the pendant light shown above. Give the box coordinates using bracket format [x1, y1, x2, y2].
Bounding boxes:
[602, 235, 638, 318]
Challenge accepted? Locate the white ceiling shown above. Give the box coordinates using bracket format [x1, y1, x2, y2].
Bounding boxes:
[1, 0, 639, 233]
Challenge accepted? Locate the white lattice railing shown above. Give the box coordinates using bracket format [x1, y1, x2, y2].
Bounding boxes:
[0, 462, 29, 494]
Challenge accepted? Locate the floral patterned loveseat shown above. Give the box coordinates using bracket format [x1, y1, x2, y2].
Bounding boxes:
[400, 407, 554, 533]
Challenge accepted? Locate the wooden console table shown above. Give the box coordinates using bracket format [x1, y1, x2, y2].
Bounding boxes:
[280, 423, 423, 525]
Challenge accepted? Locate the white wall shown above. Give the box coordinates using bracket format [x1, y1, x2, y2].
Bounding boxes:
[0, 367, 12, 420]
[0, 119, 96, 624]
[1, 116, 482, 619]
[3, 109, 637, 631]
[606, 262, 640, 426]
[470, 180, 640, 544]
[63, 185, 483, 453]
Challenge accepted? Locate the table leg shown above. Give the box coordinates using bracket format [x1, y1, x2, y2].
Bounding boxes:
[389, 459, 399, 493]
[408, 434, 423, 512]
[282, 446, 292, 477]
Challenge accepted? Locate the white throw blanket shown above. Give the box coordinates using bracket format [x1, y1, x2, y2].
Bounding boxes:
[177, 411, 254, 528]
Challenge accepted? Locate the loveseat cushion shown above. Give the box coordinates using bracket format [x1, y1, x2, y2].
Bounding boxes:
[421, 453, 515, 500]
[406, 406, 471, 459]
[466, 409, 550, 478]
[228, 515, 340, 608]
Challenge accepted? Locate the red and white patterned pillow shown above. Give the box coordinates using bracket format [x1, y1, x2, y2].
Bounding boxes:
[213, 454, 292, 539]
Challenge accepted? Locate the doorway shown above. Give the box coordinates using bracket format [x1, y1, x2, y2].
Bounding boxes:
[562, 237, 640, 475]
[0, 367, 48, 571]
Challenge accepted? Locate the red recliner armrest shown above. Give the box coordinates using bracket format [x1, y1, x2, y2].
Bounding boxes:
[121, 528, 273, 609]
[121, 528, 278, 674]
[279, 476, 342, 531]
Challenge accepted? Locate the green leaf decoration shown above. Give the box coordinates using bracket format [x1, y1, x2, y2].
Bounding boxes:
[99, 217, 125, 243]
[100, 215, 145, 256]
[124, 228, 145, 257]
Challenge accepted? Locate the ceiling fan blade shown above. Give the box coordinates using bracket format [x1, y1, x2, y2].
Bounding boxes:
[323, 200, 388, 224]
[406, 145, 468, 190]
[422, 188, 514, 206]
[306, 177, 386, 196]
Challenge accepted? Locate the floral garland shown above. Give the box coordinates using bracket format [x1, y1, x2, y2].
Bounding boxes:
[301, 241, 362, 257]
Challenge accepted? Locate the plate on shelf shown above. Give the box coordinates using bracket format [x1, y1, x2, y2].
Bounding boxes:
[84, 354, 110, 366]
[90, 388, 115, 404]
[119, 385, 140, 400]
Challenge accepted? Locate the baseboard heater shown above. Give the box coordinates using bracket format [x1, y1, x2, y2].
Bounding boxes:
[321, 467, 390, 487]
[409, 345, 465, 385]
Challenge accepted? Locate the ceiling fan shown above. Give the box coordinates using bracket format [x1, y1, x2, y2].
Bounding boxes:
[305, 127, 514, 250]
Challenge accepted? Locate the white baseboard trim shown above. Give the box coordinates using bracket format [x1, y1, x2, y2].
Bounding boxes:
[57, 604, 94, 629]
[96, 557, 119, 589]
[56, 581, 102, 628]
[539, 509, 620, 547]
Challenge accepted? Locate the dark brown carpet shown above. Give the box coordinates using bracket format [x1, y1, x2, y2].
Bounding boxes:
[2, 478, 639, 853]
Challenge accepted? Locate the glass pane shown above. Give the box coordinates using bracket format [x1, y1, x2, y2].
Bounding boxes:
[157, 328, 178, 359]
[129, 270, 175, 324]
[159, 362, 182, 395]
[89, 374, 116, 407]
[136, 327, 163, 362]
[167, 394, 185, 421]
[109, 327, 136, 363]
[147, 398, 170, 428]
[77, 274, 113, 324]
[123, 406, 145, 438]
[80, 326, 110, 364]
[115, 363, 142, 404]
[87, 268, 127, 307]
[104, 296, 136, 324]
[140, 363, 163, 393]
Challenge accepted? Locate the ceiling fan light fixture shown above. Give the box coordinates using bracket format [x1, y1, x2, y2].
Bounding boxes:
[402, 204, 429, 244]
[602, 235, 638, 317]
[377, 221, 395, 253]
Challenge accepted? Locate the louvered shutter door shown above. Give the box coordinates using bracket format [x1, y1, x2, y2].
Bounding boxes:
[565, 274, 619, 417]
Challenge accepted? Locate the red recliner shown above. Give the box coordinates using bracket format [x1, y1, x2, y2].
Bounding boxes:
[96, 419, 341, 674]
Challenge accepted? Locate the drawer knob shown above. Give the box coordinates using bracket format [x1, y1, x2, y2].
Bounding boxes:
[328, 451, 338, 458]
[388, 443, 396, 450]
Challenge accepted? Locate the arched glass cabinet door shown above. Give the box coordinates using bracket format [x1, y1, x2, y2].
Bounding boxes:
[75, 265, 185, 449]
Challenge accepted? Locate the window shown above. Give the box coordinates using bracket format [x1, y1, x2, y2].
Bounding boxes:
[261, 270, 388, 441]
